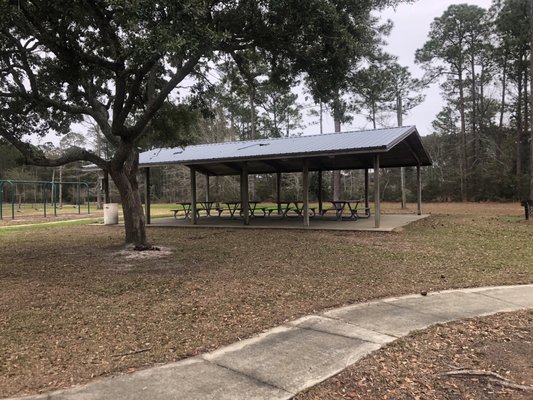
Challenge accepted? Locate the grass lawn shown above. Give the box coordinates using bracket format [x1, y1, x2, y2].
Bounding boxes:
[0, 202, 532, 398]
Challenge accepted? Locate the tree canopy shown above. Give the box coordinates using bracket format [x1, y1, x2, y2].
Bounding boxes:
[0, 0, 407, 245]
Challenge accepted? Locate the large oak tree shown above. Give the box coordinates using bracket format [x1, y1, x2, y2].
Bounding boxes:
[0, 0, 406, 246]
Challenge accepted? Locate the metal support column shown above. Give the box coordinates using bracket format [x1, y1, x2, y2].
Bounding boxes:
[205, 174, 210, 202]
[400, 167, 407, 209]
[374, 155, 381, 229]
[417, 164, 422, 216]
[364, 168, 369, 214]
[53, 183, 57, 216]
[317, 170, 323, 216]
[190, 167, 197, 225]
[303, 159, 310, 227]
[241, 163, 250, 225]
[276, 172, 281, 215]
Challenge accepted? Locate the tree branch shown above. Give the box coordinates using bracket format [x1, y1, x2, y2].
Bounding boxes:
[128, 53, 203, 140]
[443, 369, 533, 393]
[113, 56, 160, 131]
[1, 129, 108, 170]
[18, 3, 123, 72]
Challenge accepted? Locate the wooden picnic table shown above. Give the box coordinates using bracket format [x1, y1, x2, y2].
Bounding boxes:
[325, 200, 364, 220]
[277, 201, 316, 218]
[220, 201, 259, 218]
[172, 201, 216, 219]
[199, 201, 216, 216]
[174, 202, 193, 219]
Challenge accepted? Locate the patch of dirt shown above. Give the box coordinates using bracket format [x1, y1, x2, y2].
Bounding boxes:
[295, 311, 533, 400]
[113, 246, 173, 260]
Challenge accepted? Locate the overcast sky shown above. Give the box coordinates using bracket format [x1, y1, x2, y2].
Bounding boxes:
[46, 1, 494, 146]
[305, 0, 494, 136]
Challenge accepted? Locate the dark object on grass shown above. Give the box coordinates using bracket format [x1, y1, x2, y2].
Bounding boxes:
[521, 199, 533, 220]
[420, 291, 428, 296]
[134, 244, 160, 252]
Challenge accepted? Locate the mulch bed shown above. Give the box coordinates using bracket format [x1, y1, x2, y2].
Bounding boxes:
[295, 310, 533, 399]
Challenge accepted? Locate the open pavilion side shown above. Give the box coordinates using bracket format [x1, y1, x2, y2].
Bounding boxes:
[137, 126, 432, 228]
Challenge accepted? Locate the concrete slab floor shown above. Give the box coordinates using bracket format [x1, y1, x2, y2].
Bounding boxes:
[148, 213, 430, 232]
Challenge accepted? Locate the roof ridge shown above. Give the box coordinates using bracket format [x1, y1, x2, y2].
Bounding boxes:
[156, 126, 414, 151]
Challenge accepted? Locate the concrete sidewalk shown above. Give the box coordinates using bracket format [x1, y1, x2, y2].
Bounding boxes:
[11, 285, 533, 400]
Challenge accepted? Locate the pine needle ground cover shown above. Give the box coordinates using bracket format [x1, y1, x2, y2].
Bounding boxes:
[295, 311, 533, 400]
[0, 203, 531, 397]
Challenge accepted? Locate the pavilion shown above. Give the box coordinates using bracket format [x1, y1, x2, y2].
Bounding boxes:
[137, 126, 432, 229]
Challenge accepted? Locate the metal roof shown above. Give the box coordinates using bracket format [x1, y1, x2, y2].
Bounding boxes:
[138, 126, 431, 175]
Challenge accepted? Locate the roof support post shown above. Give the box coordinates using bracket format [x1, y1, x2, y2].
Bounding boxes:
[276, 172, 282, 215]
[205, 174, 210, 202]
[241, 163, 250, 225]
[190, 167, 198, 225]
[401, 167, 407, 209]
[303, 159, 310, 227]
[317, 170, 323, 215]
[144, 167, 151, 225]
[364, 168, 369, 214]
[417, 164, 422, 215]
[374, 155, 381, 229]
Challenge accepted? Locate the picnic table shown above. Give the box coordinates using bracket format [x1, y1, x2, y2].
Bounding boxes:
[217, 201, 262, 218]
[199, 201, 216, 216]
[322, 200, 364, 220]
[172, 202, 193, 219]
[171, 201, 216, 219]
[277, 201, 316, 218]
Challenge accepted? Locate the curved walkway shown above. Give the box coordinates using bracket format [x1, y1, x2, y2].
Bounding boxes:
[12, 284, 533, 400]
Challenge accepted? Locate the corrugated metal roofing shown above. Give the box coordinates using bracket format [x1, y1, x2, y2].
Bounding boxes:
[139, 126, 426, 166]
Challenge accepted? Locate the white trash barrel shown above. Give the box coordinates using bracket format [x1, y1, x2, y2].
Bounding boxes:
[103, 203, 119, 225]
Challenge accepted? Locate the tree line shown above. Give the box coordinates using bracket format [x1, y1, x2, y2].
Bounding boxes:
[420, 0, 533, 201]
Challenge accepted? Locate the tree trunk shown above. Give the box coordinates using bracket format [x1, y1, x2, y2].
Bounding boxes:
[530, 0, 533, 200]
[371, 102, 377, 129]
[319, 101, 323, 134]
[525, 71, 529, 133]
[517, 73, 523, 181]
[333, 117, 342, 200]
[249, 86, 257, 200]
[500, 53, 507, 129]
[96, 172, 103, 209]
[109, 151, 148, 246]
[397, 95, 406, 209]
[470, 50, 478, 163]
[458, 69, 468, 201]
[250, 86, 256, 140]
